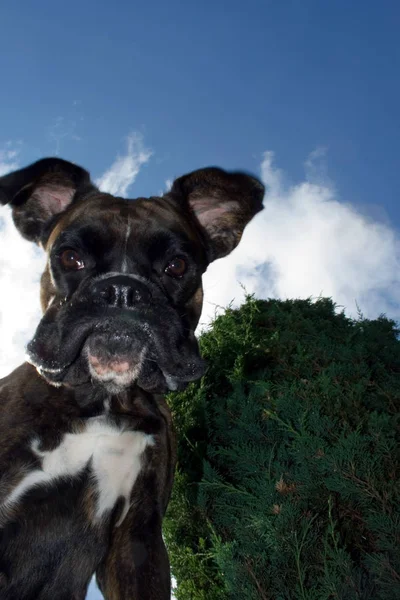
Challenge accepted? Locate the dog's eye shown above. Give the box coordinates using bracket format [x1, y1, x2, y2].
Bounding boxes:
[60, 249, 85, 271]
[164, 257, 187, 278]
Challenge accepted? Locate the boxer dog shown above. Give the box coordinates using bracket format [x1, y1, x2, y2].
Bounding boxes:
[0, 157, 264, 599]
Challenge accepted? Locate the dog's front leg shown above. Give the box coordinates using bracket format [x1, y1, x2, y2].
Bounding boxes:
[96, 510, 171, 600]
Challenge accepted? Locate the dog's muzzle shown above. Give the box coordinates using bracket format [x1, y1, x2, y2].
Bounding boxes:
[26, 274, 206, 392]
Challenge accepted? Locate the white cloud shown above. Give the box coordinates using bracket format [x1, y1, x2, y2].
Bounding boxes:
[200, 150, 400, 328]
[0, 147, 46, 378]
[0, 207, 46, 378]
[304, 146, 331, 186]
[47, 116, 82, 156]
[96, 133, 152, 197]
[0, 146, 19, 176]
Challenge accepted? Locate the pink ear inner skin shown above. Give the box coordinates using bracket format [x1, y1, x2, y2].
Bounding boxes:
[33, 185, 75, 219]
[193, 202, 238, 228]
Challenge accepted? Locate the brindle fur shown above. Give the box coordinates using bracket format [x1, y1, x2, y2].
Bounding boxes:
[0, 158, 264, 599]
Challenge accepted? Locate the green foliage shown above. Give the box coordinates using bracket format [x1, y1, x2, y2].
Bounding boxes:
[164, 297, 400, 600]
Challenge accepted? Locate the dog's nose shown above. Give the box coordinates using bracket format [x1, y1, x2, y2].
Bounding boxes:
[92, 275, 151, 309]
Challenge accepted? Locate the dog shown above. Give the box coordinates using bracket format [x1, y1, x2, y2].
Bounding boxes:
[0, 157, 264, 599]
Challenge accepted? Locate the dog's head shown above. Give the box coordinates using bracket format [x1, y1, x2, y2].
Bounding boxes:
[0, 158, 264, 394]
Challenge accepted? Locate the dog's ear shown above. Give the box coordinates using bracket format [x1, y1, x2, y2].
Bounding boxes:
[169, 167, 265, 261]
[0, 158, 94, 244]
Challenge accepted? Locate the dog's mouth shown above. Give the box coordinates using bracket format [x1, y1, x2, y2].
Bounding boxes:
[83, 328, 196, 393]
[26, 306, 205, 393]
[84, 333, 148, 392]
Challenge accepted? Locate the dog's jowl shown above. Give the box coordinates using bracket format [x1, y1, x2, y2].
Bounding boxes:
[0, 158, 264, 599]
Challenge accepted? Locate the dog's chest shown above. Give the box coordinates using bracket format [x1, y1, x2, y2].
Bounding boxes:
[3, 418, 154, 526]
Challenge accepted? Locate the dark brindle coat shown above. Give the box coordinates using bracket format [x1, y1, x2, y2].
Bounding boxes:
[0, 158, 264, 599]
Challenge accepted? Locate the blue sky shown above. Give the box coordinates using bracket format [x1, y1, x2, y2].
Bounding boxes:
[1, 2, 400, 598]
[1, 0, 400, 226]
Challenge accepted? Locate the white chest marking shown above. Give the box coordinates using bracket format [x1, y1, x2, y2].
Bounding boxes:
[2, 418, 153, 526]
